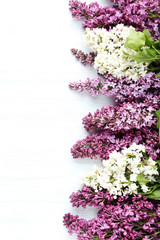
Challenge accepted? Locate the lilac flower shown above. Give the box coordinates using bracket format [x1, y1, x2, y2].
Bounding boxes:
[69, 0, 160, 39]
[64, 194, 160, 239]
[67, 2, 160, 239]
[71, 48, 96, 66]
[70, 185, 114, 209]
[69, 73, 160, 103]
[69, 77, 103, 96]
[71, 127, 160, 160]
[102, 73, 160, 103]
[69, 0, 102, 21]
[82, 99, 160, 132]
[84, 25, 148, 79]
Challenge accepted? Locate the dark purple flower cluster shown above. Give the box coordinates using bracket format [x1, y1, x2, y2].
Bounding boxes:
[69, 185, 160, 210]
[71, 127, 160, 160]
[82, 99, 159, 132]
[69, 0, 160, 39]
[71, 48, 96, 67]
[70, 185, 114, 209]
[64, 193, 160, 239]
[69, 73, 160, 103]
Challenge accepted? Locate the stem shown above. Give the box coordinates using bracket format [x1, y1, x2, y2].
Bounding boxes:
[149, 231, 160, 236]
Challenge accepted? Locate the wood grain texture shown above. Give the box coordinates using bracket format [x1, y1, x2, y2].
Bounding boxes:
[0, 0, 112, 239]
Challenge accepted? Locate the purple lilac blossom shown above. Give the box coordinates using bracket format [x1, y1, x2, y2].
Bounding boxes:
[69, 0, 160, 39]
[69, 186, 159, 210]
[71, 127, 160, 160]
[67, 2, 160, 239]
[82, 99, 160, 132]
[69, 73, 160, 103]
[69, 77, 103, 96]
[70, 185, 114, 209]
[64, 194, 160, 239]
[71, 48, 96, 66]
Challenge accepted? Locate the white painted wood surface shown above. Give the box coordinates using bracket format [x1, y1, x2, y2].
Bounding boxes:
[0, 0, 113, 239]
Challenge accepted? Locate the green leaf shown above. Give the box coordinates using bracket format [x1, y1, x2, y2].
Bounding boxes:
[154, 39, 160, 44]
[143, 29, 153, 42]
[156, 72, 160, 77]
[142, 48, 158, 60]
[156, 109, 160, 127]
[156, 160, 160, 167]
[137, 174, 150, 185]
[123, 51, 148, 63]
[144, 187, 160, 200]
[156, 109, 160, 142]
[152, 45, 160, 54]
[123, 48, 159, 64]
[152, 41, 160, 54]
[153, 40, 160, 49]
[124, 29, 146, 51]
[142, 29, 154, 47]
[142, 184, 159, 194]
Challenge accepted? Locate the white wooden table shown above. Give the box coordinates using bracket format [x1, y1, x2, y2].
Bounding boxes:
[0, 0, 112, 239]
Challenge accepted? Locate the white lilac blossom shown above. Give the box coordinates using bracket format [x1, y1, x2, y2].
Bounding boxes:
[82, 143, 159, 198]
[84, 24, 149, 81]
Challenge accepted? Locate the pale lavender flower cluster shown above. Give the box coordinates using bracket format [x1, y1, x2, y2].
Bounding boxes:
[64, 193, 160, 239]
[69, 77, 103, 96]
[69, 73, 160, 103]
[102, 73, 160, 103]
[71, 127, 160, 160]
[71, 48, 96, 66]
[69, 0, 160, 39]
[83, 99, 159, 132]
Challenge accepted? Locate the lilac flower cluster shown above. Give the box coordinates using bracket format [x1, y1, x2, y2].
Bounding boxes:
[69, 0, 160, 39]
[69, 77, 103, 96]
[69, 185, 160, 210]
[70, 185, 114, 209]
[64, 193, 160, 239]
[102, 73, 160, 103]
[71, 48, 96, 66]
[64, 1, 160, 239]
[69, 73, 160, 103]
[71, 127, 160, 160]
[83, 99, 159, 132]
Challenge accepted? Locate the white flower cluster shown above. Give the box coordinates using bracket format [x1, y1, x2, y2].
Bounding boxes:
[82, 143, 158, 198]
[84, 24, 148, 81]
